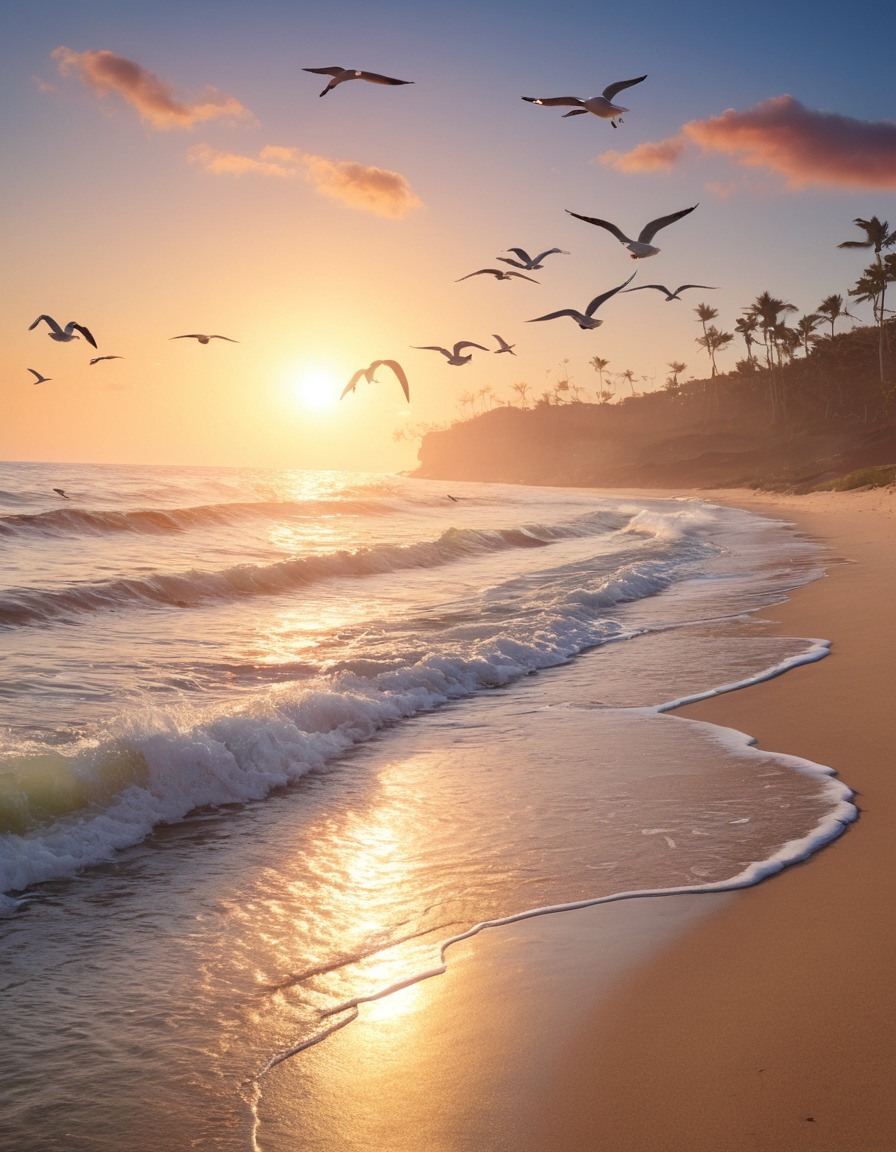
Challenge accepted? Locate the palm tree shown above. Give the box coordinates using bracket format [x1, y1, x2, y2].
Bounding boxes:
[748, 291, 798, 421]
[617, 368, 637, 397]
[795, 313, 822, 357]
[664, 361, 686, 394]
[816, 293, 853, 338]
[734, 312, 760, 364]
[510, 381, 531, 408]
[589, 355, 610, 392]
[838, 216, 896, 383]
[695, 325, 734, 376]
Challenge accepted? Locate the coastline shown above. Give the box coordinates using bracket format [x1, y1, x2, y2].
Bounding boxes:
[528, 485, 896, 1150]
[257, 485, 896, 1151]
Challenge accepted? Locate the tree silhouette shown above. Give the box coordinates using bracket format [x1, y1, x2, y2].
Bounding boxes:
[838, 216, 896, 383]
[816, 294, 853, 338]
[795, 314, 822, 357]
[510, 381, 531, 408]
[749, 292, 798, 421]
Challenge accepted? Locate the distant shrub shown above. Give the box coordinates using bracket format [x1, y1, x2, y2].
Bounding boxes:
[814, 465, 896, 491]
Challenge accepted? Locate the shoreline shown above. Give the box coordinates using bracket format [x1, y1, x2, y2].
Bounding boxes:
[255, 485, 895, 1150]
[527, 485, 896, 1150]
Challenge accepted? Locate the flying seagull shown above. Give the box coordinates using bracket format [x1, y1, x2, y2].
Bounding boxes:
[53, 488, 69, 499]
[341, 359, 410, 402]
[455, 268, 539, 283]
[565, 205, 699, 259]
[170, 334, 239, 344]
[29, 315, 97, 349]
[303, 66, 413, 97]
[411, 341, 489, 366]
[492, 334, 516, 355]
[522, 75, 647, 127]
[497, 247, 568, 271]
[624, 283, 717, 300]
[89, 355, 124, 364]
[27, 368, 51, 384]
[527, 272, 636, 329]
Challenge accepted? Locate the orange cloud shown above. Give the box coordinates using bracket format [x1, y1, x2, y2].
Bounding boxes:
[601, 95, 896, 190]
[189, 144, 423, 218]
[52, 46, 251, 130]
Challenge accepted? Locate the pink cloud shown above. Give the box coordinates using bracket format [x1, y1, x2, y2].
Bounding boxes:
[52, 46, 251, 130]
[601, 95, 896, 191]
[190, 143, 423, 218]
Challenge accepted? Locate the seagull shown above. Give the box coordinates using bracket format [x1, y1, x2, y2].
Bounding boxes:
[170, 334, 239, 344]
[497, 247, 568, 271]
[53, 488, 69, 499]
[29, 315, 97, 349]
[303, 66, 413, 97]
[411, 341, 489, 366]
[455, 268, 539, 283]
[624, 283, 717, 300]
[565, 205, 699, 259]
[27, 368, 51, 384]
[522, 76, 647, 127]
[527, 272, 636, 329]
[492, 334, 516, 355]
[89, 355, 124, 364]
[341, 359, 410, 402]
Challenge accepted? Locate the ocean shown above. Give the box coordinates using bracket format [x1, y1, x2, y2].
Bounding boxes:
[0, 462, 855, 1151]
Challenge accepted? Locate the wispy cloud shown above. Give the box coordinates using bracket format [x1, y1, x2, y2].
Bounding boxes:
[52, 47, 252, 130]
[601, 95, 896, 191]
[188, 144, 423, 218]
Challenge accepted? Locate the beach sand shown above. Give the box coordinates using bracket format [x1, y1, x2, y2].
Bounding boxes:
[267, 486, 896, 1151]
[526, 486, 896, 1151]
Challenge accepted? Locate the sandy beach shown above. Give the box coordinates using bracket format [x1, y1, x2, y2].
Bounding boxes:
[528, 485, 896, 1151]
[271, 485, 896, 1152]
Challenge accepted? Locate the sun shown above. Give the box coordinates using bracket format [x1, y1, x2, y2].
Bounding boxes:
[285, 366, 341, 412]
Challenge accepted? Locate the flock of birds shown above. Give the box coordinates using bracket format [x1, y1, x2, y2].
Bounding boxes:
[25, 68, 716, 410]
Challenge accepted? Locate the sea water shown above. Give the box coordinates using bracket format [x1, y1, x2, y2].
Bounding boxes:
[0, 463, 854, 1151]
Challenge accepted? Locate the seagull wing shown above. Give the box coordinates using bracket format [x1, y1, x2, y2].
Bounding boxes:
[70, 323, 98, 349]
[623, 284, 671, 294]
[532, 248, 568, 263]
[527, 309, 586, 324]
[504, 248, 533, 263]
[565, 210, 632, 245]
[29, 314, 62, 335]
[170, 334, 202, 340]
[27, 368, 47, 382]
[496, 256, 528, 269]
[452, 342, 489, 354]
[675, 284, 717, 293]
[209, 335, 239, 342]
[354, 71, 413, 86]
[562, 109, 590, 117]
[455, 270, 497, 281]
[374, 359, 410, 402]
[340, 368, 369, 399]
[412, 345, 451, 358]
[584, 272, 637, 317]
[506, 272, 540, 283]
[637, 204, 698, 243]
[601, 75, 647, 101]
[303, 66, 346, 76]
[90, 355, 123, 364]
[522, 96, 586, 108]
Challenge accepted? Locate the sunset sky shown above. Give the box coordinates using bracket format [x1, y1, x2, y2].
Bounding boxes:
[3, 0, 893, 473]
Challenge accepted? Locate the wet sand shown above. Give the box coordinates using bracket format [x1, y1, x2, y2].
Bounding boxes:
[259, 486, 896, 1151]
[529, 486, 896, 1151]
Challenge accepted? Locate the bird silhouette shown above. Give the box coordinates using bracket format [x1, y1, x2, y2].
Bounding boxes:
[411, 341, 489, 366]
[565, 205, 698, 258]
[341, 359, 410, 402]
[303, 66, 413, 97]
[29, 315, 97, 349]
[522, 76, 646, 127]
[527, 273, 636, 329]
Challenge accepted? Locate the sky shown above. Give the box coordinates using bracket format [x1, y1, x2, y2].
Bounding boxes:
[2, 0, 894, 474]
